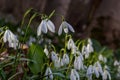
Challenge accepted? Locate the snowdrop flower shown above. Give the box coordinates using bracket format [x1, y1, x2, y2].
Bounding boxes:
[70, 69, 80, 80]
[93, 65, 99, 78]
[51, 51, 58, 62]
[67, 38, 76, 50]
[98, 54, 107, 63]
[96, 61, 103, 75]
[54, 58, 62, 68]
[102, 69, 111, 80]
[82, 46, 90, 59]
[114, 60, 119, 66]
[88, 38, 93, 45]
[62, 54, 69, 65]
[86, 38, 94, 54]
[3, 29, 18, 49]
[86, 43, 94, 54]
[37, 19, 55, 36]
[93, 61, 103, 78]
[58, 21, 75, 35]
[82, 46, 87, 54]
[74, 56, 84, 70]
[45, 67, 53, 80]
[102, 65, 111, 80]
[44, 47, 49, 58]
[86, 65, 93, 80]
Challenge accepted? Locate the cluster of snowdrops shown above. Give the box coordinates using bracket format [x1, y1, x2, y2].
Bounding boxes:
[0, 9, 118, 80]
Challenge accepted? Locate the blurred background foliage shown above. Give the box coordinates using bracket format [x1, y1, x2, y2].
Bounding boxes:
[0, 0, 120, 57]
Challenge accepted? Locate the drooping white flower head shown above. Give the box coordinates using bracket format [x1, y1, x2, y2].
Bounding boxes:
[51, 51, 58, 62]
[86, 43, 94, 53]
[44, 47, 49, 58]
[102, 69, 111, 80]
[98, 54, 107, 63]
[67, 38, 76, 50]
[99, 54, 104, 61]
[70, 69, 80, 80]
[93, 65, 100, 78]
[86, 65, 93, 80]
[45, 67, 53, 80]
[93, 61, 103, 78]
[3, 29, 18, 49]
[58, 21, 75, 35]
[74, 56, 84, 70]
[86, 38, 94, 54]
[82, 45, 90, 59]
[54, 57, 63, 68]
[101, 65, 111, 80]
[37, 19, 55, 36]
[62, 53, 69, 65]
[114, 60, 119, 66]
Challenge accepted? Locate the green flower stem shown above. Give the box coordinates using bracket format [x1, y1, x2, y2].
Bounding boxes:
[66, 54, 74, 76]
[23, 13, 37, 43]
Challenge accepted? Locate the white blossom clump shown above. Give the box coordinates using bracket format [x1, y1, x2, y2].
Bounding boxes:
[74, 56, 84, 70]
[45, 67, 53, 80]
[3, 29, 19, 49]
[37, 19, 55, 36]
[58, 21, 75, 35]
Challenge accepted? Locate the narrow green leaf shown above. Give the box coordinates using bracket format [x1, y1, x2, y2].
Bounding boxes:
[21, 8, 33, 27]
[48, 10, 55, 19]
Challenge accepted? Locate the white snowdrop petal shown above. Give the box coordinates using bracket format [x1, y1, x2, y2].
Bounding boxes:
[37, 22, 42, 36]
[44, 47, 49, 58]
[47, 20, 55, 33]
[64, 21, 75, 33]
[3, 30, 8, 42]
[37, 26, 41, 36]
[58, 23, 63, 35]
[41, 20, 48, 33]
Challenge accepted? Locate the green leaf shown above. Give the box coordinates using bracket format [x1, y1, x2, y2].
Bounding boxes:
[0, 69, 6, 80]
[27, 43, 46, 74]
